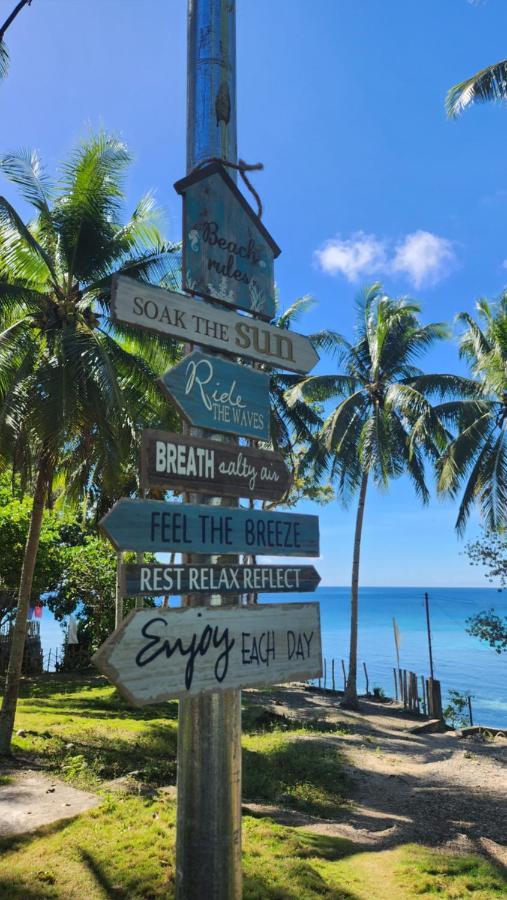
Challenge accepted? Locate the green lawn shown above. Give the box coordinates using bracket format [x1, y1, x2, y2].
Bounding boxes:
[0, 675, 505, 899]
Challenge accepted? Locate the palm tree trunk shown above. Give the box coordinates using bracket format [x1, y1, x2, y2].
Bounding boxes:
[342, 471, 368, 710]
[0, 453, 52, 754]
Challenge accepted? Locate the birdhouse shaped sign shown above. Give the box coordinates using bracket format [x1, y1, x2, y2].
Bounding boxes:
[175, 162, 280, 321]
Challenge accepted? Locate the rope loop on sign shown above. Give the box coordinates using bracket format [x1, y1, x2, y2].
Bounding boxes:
[192, 157, 264, 219]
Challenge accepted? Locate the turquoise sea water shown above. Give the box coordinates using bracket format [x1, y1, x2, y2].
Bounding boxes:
[40, 586, 507, 728]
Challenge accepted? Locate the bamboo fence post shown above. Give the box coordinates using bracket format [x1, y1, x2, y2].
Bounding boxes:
[393, 668, 398, 701]
[420, 675, 427, 715]
[363, 662, 369, 696]
[341, 659, 347, 692]
[332, 659, 335, 692]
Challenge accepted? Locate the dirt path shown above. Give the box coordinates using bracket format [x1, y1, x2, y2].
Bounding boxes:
[244, 687, 507, 868]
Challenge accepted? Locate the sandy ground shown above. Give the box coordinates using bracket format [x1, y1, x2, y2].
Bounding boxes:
[0, 769, 99, 836]
[244, 686, 507, 868]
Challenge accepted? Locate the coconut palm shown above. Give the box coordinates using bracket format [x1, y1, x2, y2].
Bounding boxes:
[446, 59, 507, 118]
[435, 296, 507, 533]
[286, 285, 455, 708]
[0, 133, 179, 752]
[0, 1, 33, 83]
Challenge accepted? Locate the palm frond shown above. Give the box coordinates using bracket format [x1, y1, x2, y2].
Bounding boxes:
[0, 40, 8, 81]
[446, 60, 507, 118]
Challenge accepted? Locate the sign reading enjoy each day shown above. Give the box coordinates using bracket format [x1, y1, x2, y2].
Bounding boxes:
[120, 563, 321, 597]
[111, 275, 318, 374]
[174, 162, 280, 321]
[92, 603, 322, 706]
[159, 351, 270, 441]
[140, 429, 291, 501]
[100, 499, 320, 556]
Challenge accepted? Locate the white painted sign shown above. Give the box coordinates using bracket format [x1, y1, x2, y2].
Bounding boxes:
[92, 603, 322, 706]
[111, 275, 318, 374]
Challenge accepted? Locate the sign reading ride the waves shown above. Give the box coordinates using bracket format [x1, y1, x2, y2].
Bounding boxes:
[100, 499, 320, 556]
[140, 429, 291, 500]
[120, 563, 321, 597]
[111, 275, 318, 374]
[92, 603, 322, 706]
[159, 350, 270, 441]
[174, 162, 280, 321]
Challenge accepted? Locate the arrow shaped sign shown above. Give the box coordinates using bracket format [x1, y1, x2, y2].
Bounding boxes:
[100, 499, 320, 556]
[120, 563, 321, 596]
[159, 350, 271, 441]
[92, 603, 323, 705]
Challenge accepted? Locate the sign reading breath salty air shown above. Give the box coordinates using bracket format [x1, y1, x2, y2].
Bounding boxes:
[100, 499, 320, 556]
[120, 563, 321, 597]
[175, 162, 280, 321]
[159, 350, 270, 441]
[111, 275, 318, 374]
[140, 429, 291, 501]
[92, 603, 322, 706]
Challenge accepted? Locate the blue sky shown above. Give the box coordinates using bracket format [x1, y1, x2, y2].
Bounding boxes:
[2, 0, 507, 586]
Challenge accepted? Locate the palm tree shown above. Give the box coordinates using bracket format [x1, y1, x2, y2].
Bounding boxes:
[435, 296, 507, 533]
[286, 285, 454, 708]
[0, 133, 179, 753]
[446, 59, 507, 118]
[0, 1, 33, 82]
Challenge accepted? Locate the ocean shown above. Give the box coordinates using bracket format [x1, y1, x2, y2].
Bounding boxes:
[38, 586, 507, 728]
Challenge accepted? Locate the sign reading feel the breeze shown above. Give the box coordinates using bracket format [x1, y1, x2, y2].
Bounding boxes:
[92, 603, 322, 705]
[159, 350, 270, 441]
[175, 162, 280, 321]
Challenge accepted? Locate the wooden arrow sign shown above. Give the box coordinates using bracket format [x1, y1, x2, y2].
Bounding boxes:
[92, 603, 322, 705]
[100, 499, 320, 556]
[120, 563, 321, 596]
[159, 351, 270, 441]
[111, 275, 319, 374]
[140, 429, 291, 501]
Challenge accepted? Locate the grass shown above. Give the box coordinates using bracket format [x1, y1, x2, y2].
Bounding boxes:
[0, 674, 505, 899]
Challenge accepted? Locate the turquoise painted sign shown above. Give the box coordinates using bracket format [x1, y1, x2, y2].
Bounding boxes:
[100, 499, 320, 557]
[174, 162, 280, 321]
[159, 350, 270, 441]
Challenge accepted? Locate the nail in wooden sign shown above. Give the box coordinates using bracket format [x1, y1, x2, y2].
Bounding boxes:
[120, 563, 321, 596]
[92, 603, 322, 705]
[159, 351, 270, 441]
[140, 429, 291, 501]
[100, 499, 320, 556]
[111, 275, 319, 374]
[174, 162, 280, 321]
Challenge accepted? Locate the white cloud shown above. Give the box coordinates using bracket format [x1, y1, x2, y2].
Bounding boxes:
[315, 229, 456, 289]
[314, 231, 387, 281]
[391, 231, 455, 288]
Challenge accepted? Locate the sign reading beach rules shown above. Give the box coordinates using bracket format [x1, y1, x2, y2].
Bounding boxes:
[92, 603, 323, 705]
[175, 162, 280, 321]
[159, 350, 270, 441]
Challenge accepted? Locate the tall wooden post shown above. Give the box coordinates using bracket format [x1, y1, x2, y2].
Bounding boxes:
[176, 3, 242, 898]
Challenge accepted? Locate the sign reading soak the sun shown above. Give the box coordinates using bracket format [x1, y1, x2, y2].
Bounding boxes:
[175, 162, 280, 321]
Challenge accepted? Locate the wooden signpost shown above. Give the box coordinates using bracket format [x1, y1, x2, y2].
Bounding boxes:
[140, 429, 291, 500]
[159, 350, 271, 441]
[120, 563, 321, 597]
[92, 603, 322, 706]
[175, 162, 280, 321]
[100, 499, 320, 556]
[111, 275, 319, 374]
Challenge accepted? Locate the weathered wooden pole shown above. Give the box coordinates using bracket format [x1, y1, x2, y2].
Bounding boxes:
[176, 3, 242, 898]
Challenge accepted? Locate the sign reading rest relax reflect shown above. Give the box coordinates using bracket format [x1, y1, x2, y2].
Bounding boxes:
[120, 564, 321, 597]
[175, 162, 280, 321]
[92, 603, 322, 706]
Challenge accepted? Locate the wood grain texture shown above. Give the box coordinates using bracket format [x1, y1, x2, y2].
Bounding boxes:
[159, 350, 270, 441]
[100, 499, 320, 556]
[140, 429, 291, 500]
[174, 163, 279, 320]
[92, 602, 322, 706]
[111, 275, 318, 374]
[120, 563, 321, 597]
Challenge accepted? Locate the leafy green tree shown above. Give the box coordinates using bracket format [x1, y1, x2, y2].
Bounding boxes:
[465, 529, 507, 586]
[0, 133, 179, 752]
[447, 58, 507, 118]
[435, 296, 507, 533]
[287, 285, 453, 708]
[466, 609, 507, 654]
